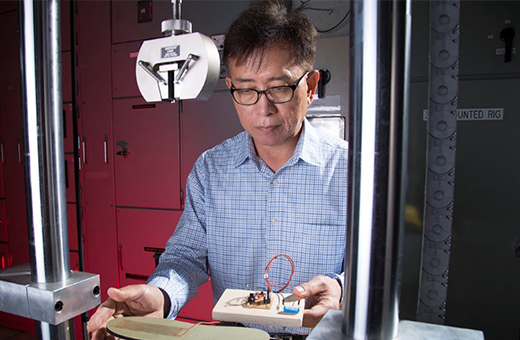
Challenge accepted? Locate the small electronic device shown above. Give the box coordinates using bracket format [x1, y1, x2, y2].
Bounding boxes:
[213, 253, 304, 327]
[244, 291, 272, 309]
[212, 289, 305, 328]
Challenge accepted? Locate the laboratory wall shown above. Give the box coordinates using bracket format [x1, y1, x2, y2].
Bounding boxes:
[0, 0, 349, 337]
[401, 1, 520, 340]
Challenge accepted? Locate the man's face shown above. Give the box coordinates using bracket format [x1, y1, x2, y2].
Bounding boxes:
[225, 47, 318, 153]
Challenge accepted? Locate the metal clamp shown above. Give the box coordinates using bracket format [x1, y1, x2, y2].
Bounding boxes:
[175, 53, 199, 84]
[138, 60, 167, 86]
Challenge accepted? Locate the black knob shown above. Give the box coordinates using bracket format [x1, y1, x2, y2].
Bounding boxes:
[500, 27, 515, 63]
[318, 68, 331, 98]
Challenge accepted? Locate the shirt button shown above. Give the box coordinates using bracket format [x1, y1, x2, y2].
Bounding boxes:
[272, 179, 279, 185]
[271, 218, 277, 223]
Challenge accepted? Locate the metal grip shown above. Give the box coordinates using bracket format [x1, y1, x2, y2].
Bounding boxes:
[175, 53, 199, 83]
[138, 60, 167, 85]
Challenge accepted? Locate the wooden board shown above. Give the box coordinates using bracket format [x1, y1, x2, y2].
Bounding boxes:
[106, 316, 270, 340]
[212, 289, 305, 328]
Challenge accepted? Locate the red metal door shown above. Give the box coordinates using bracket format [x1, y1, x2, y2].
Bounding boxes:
[77, 0, 119, 298]
[0, 10, 29, 266]
[113, 98, 181, 209]
[117, 208, 180, 285]
[67, 203, 78, 252]
[62, 103, 75, 154]
[62, 51, 72, 103]
[64, 153, 76, 203]
[117, 208, 214, 321]
[111, 0, 172, 44]
[177, 281, 214, 322]
[112, 41, 143, 98]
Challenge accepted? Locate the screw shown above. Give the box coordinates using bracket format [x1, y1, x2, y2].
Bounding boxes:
[55, 301, 64, 313]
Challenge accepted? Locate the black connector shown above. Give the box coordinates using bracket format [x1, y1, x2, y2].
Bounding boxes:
[248, 293, 255, 304]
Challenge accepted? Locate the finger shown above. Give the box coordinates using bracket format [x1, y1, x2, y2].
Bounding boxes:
[87, 298, 117, 332]
[293, 276, 327, 298]
[91, 327, 109, 340]
[108, 284, 151, 303]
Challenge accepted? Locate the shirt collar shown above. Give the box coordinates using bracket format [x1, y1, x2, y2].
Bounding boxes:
[234, 131, 254, 168]
[288, 118, 324, 167]
[233, 118, 324, 168]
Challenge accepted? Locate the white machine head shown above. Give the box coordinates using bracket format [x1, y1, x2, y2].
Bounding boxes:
[136, 32, 220, 102]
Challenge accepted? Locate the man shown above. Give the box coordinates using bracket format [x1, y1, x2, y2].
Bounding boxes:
[88, 1, 347, 339]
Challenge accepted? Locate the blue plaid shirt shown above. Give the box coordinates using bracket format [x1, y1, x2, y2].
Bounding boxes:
[148, 119, 348, 335]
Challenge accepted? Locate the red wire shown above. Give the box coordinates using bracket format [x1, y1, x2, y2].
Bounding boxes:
[264, 253, 295, 293]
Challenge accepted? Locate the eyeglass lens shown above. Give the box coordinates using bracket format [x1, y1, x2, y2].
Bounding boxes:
[234, 87, 293, 105]
[231, 71, 308, 105]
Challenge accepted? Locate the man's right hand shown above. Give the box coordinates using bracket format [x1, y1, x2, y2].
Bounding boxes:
[87, 284, 165, 340]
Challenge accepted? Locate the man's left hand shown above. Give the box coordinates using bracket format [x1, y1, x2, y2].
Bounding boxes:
[293, 275, 342, 328]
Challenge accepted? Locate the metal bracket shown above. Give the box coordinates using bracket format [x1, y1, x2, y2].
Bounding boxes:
[0, 263, 101, 325]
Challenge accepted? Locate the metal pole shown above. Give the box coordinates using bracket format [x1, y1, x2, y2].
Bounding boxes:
[343, 0, 410, 339]
[172, 0, 182, 20]
[19, 0, 75, 338]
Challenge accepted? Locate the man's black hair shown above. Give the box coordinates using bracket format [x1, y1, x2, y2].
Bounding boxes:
[223, 0, 317, 73]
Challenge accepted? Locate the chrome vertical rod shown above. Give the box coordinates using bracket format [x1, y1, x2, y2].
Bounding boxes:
[343, 0, 411, 339]
[172, 0, 182, 20]
[19, 0, 74, 338]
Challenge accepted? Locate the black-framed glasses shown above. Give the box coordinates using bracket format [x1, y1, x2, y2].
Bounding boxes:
[230, 72, 309, 106]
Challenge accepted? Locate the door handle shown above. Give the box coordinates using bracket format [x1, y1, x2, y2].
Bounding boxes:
[116, 147, 130, 158]
[118, 244, 124, 270]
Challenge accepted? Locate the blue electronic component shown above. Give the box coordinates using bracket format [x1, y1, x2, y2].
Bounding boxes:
[283, 305, 300, 314]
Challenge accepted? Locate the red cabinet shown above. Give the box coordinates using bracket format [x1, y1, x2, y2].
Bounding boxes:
[117, 208, 180, 286]
[0, 2, 17, 13]
[67, 204, 78, 252]
[113, 98, 181, 209]
[62, 51, 72, 103]
[112, 41, 143, 98]
[64, 153, 77, 202]
[60, 0, 71, 52]
[178, 281, 214, 322]
[69, 250, 80, 272]
[77, 0, 119, 298]
[111, 0, 172, 44]
[117, 208, 214, 321]
[63, 104, 75, 153]
[0, 9, 29, 267]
